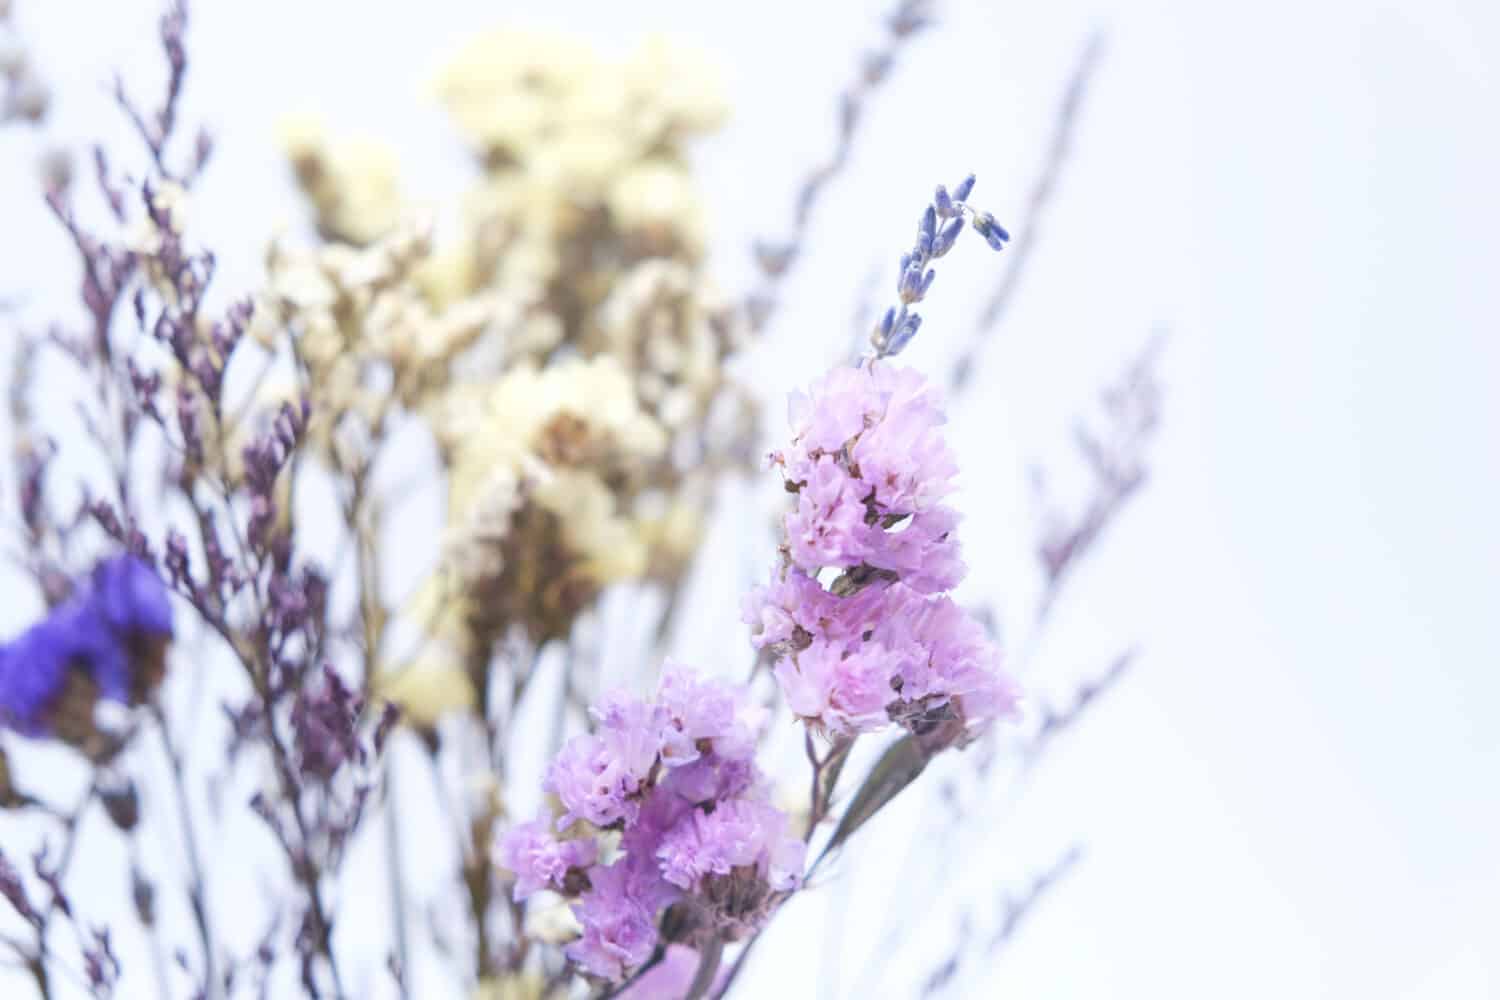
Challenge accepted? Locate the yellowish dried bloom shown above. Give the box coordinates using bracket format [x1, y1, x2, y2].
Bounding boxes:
[472, 971, 548, 1000]
[522, 893, 584, 945]
[374, 645, 476, 729]
[279, 113, 402, 246]
[268, 29, 746, 661]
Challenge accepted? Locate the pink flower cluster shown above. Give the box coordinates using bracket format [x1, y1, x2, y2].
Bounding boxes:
[745, 362, 1020, 743]
[499, 666, 804, 983]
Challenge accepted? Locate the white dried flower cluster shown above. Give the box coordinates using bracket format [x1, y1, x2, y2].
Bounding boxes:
[1, 3, 49, 126]
[268, 31, 753, 726]
[251, 224, 511, 458]
[278, 115, 403, 246]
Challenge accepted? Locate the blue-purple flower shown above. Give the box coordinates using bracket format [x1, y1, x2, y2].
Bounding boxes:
[0, 554, 174, 741]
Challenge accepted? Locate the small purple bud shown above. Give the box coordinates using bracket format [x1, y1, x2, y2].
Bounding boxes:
[164, 531, 190, 586]
[932, 216, 965, 257]
[934, 185, 955, 218]
[100, 781, 140, 831]
[132, 867, 156, 927]
[0, 850, 38, 926]
[885, 312, 923, 355]
[919, 205, 937, 243]
[861, 50, 893, 84]
[953, 173, 977, 202]
[898, 263, 927, 304]
[753, 241, 795, 277]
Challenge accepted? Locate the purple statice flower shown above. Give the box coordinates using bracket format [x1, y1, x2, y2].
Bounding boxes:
[567, 855, 676, 981]
[773, 638, 895, 737]
[783, 456, 871, 570]
[498, 818, 598, 900]
[656, 665, 755, 766]
[751, 360, 1019, 746]
[655, 797, 805, 894]
[513, 666, 804, 983]
[878, 592, 1019, 718]
[0, 554, 174, 738]
[545, 694, 664, 830]
[616, 944, 709, 1000]
[771, 363, 965, 591]
[742, 564, 886, 654]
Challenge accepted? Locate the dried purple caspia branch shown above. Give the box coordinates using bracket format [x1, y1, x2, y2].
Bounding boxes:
[745, 0, 940, 336]
[1034, 332, 1165, 622]
[951, 31, 1107, 391]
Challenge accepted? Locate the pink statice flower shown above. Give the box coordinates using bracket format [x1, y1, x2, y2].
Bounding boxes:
[546, 730, 649, 830]
[753, 360, 1021, 747]
[511, 665, 805, 984]
[783, 457, 871, 570]
[773, 363, 965, 587]
[656, 664, 755, 766]
[497, 818, 598, 900]
[773, 639, 895, 736]
[876, 588, 1021, 736]
[567, 857, 671, 981]
[655, 797, 805, 894]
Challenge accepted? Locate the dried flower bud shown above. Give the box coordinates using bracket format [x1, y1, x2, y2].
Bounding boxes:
[101, 780, 141, 831]
[131, 866, 156, 927]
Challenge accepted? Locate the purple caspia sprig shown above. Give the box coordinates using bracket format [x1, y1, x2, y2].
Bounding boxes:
[746, 0, 940, 335]
[870, 173, 1010, 358]
[0, 554, 173, 748]
[499, 665, 804, 987]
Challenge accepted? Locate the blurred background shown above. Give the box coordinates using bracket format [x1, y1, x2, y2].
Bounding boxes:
[2, 0, 1497, 996]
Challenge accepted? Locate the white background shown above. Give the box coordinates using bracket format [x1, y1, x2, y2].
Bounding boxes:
[2, 0, 1498, 997]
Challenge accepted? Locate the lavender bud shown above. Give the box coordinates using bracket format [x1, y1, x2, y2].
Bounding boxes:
[885, 312, 923, 355]
[973, 211, 1011, 249]
[888, 1, 932, 36]
[934, 185, 955, 218]
[861, 50, 892, 84]
[931, 216, 965, 257]
[953, 173, 977, 202]
[898, 263, 927, 304]
[919, 204, 937, 243]
[753, 241, 795, 277]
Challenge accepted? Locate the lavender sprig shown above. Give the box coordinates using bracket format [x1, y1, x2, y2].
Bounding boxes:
[869, 174, 1010, 358]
